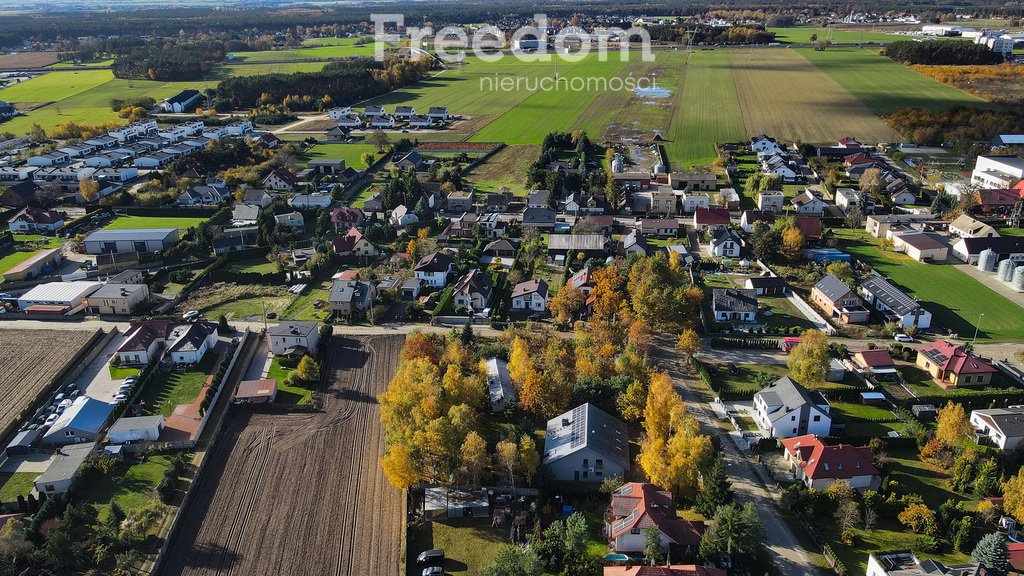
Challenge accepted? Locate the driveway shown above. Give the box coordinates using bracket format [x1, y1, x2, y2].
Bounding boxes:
[76, 332, 132, 403]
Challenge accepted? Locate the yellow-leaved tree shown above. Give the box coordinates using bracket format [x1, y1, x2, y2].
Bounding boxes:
[936, 401, 972, 447]
[638, 373, 713, 495]
[787, 329, 830, 386]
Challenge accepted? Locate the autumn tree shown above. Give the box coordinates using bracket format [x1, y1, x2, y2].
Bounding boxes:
[496, 438, 519, 489]
[590, 266, 625, 322]
[826, 261, 853, 284]
[787, 329, 830, 386]
[293, 355, 320, 383]
[780, 227, 805, 262]
[898, 503, 938, 535]
[360, 151, 376, 169]
[1004, 468, 1024, 522]
[381, 444, 420, 489]
[548, 285, 585, 327]
[79, 178, 100, 203]
[519, 435, 540, 484]
[461, 431, 489, 485]
[859, 168, 885, 197]
[936, 401, 972, 447]
[676, 328, 702, 361]
[28, 123, 46, 142]
[370, 129, 390, 152]
[638, 373, 713, 495]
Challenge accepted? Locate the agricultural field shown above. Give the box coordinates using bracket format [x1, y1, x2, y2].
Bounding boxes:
[161, 335, 404, 576]
[766, 26, 918, 44]
[464, 144, 539, 194]
[835, 229, 1024, 341]
[227, 40, 376, 62]
[0, 330, 97, 439]
[302, 143, 379, 169]
[105, 216, 208, 230]
[0, 51, 60, 68]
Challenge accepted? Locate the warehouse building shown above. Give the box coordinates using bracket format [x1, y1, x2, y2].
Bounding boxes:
[17, 281, 102, 315]
[82, 228, 180, 255]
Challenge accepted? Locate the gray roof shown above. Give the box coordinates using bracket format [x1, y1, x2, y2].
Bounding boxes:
[754, 376, 828, 421]
[88, 283, 147, 299]
[712, 288, 757, 313]
[267, 321, 318, 338]
[747, 276, 786, 289]
[711, 227, 740, 246]
[527, 189, 550, 204]
[108, 415, 164, 434]
[35, 444, 95, 485]
[973, 407, 1024, 438]
[84, 228, 177, 242]
[814, 274, 853, 303]
[414, 251, 452, 273]
[860, 275, 923, 317]
[547, 234, 606, 251]
[623, 230, 648, 251]
[543, 403, 629, 470]
[522, 207, 556, 223]
[329, 279, 373, 304]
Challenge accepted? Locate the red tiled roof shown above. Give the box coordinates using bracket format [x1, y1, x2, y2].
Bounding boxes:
[918, 341, 997, 376]
[603, 566, 726, 576]
[855, 349, 894, 368]
[608, 483, 703, 547]
[781, 435, 879, 481]
[839, 137, 859, 145]
[975, 188, 1020, 206]
[11, 206, 63, 225]
[693, 207, 730, 225]
[843, 152, 873, 165]
[796, 217, 823, 239]
[332, 227, 365, 253]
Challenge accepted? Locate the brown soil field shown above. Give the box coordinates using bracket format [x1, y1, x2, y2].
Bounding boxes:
[729, 49, 893, 144]
[0, 52, 60, 69]
[0, 329, 98, 437]
[160, 334, 405, 576]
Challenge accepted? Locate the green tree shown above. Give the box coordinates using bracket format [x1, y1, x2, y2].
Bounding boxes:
[825, 261, 853, 284]
[971, 533, 1009, 576]
[644, 526, 664, 565]
[694, 456, 734, 516]
[699, 503, 763, 563]
[479, 545, 543, 576]
[360, 151, 376, 169]
[973, 458, 1001, 498]
[294, 355, 320, 383]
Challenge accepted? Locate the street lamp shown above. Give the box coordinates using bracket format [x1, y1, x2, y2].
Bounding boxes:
[972, 312, 985, 346]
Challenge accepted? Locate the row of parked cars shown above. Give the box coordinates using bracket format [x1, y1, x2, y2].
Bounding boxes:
[416, 549, 445, 576]
[24, 382, 80, 432]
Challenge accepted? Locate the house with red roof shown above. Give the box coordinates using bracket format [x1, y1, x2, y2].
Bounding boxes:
[973, 188, 1021, 217]
[603, 566, 725, 576]
[692, 207, 730, 232]
[605, 483, 703, 554]
[1008, 541, 1024, 574]
[853, 349, 899, 381]
[1012, 179, 1024, 197]
[781, 434, 880, 490]
[7, 206, 64, 232]
[796, 216, 823, 240]
[332, 227, 377, 258]
[838, 137, 862, 148]
[915, 341, 997, 388]
[843, 152, 874, 167]
[330, 207, 364, 231]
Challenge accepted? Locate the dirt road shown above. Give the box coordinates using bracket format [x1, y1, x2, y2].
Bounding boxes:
[159, 335, 405, 576]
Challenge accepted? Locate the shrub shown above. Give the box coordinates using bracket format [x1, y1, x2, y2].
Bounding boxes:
[156, 477, 175, 504]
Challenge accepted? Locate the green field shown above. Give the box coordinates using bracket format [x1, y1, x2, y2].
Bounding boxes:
[0, 248, 44, 278]
[266, 356, 314, 405]
[767, 26, 919, 44]
[0, 472, 38, 502]
[228, 40, 376, 62]
[406, 520, 507, 576]
[302, 143, 379, 169]
[105, 216, 207, 231]
[140, 355, 217, 417]
[836, 229, 1024, 341]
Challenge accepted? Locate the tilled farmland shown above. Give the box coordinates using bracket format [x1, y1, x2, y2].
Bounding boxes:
[0, 329, 97, 437]
[160, 335, 405, 576]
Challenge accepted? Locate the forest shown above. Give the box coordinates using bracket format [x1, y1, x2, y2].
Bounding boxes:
[645, 23, 776, 44]
[886, 104, 1024, 146]
[882, 40, 1004, 66]
[111, 42, 226, 81]
[912, 64, 1024, 104]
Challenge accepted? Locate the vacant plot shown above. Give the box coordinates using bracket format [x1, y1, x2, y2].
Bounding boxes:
[799, 48, 984, 115]
[663, 50, 746, 169]
[105, 216, 207, 230]
[178, 283, 292, 321]
[767, 27, 914, 44]
[228, 42, 376, 62]
[730, 49, 893, 144]
[0, 330, 97, 439]
[0, 52, 60, 69]
[836, 229, 1024, 341]
[302, 143, 378, 169]
[80, 453, 179, 521]
[161, 335, 405, 576]
[464, 144, 539, 194]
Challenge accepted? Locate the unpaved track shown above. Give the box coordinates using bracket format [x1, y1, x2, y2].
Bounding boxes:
[160, 335, 405, 576]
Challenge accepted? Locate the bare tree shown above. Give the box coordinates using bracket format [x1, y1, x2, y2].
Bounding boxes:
[863, 507, 879, 531]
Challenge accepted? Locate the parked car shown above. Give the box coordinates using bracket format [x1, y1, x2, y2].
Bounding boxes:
[421, 567, 444, 576]
[182, 310, 200, 321]
[416, 550, 445, 566]
[44, 414, 58, 426]
[113, 393, 127, 402]
[894, 333, 914, 343]
[58, 399, 72, 409]
[53, 393, 65, 404]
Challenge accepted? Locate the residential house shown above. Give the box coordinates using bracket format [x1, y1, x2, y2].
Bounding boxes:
[414, 252, 453, 287]
[334, 114, 362, 128]
[522, 207, 557, 230]
[916, 341, 996, 388]
[486, 357, 514, 413]
[273, 211, 304, 229]
[325, 126, 352, 142]
[563, 192, 603, 214]
[369, 115, 396, 129]
[633, 187, 678, 215]
[834, 188, 862, 213]
[446, 190, 475, 213]
[858, 275, 932, 329]
[328, 279, 377, 320]
[745, 276, 787, 295]
[362, 193, 385, 213]
[330, 207, 364, 231]
[670, 171, 716, 191]
[255, 133, 280, 149]
[623, 230, 649, 256]
[7, 206, 64, 232]
[441, 212, 478, 240]
[567, 268, 596, 296]
[332, 227, 378, 258]
[452, 268, 494, 311]
[547, 234, 607, 261]
[711, 288, 757, 323]
[791, 190, 827, 215]
[948, 214, 999, 239]
[363, 105, 385, 118]
[231, 204, 260, 226]
[864, 213, 933, 239]
[750, 134, 783, 155]
[753, 376, 831, 438]
[866, 552, 984, 576]
[107, 415, 165, 444]
[639, 218, 679, 237]
[85, 284, 150, 315]
[526, 189, 551, 209]
[706, 228, 741, 258]
[389, 204, 418, 228]
[409, 115, 433, 128]
[781, 435, 881, 490]
[973, 187, 1020, 217]
[327, 106, 353, 120]
[605, 483, 703, 554]
[890, 189, 917, 205]
[115, 320, 173, 365]
[83, 228, 179, 254]
[838, 136, 862, 148]
[511, 279, 549, 312]
[242, 189, 273, 207]
[426, 106, 450, 122]
[951, 236, 1024, 265]
[305, 159, 347, 176]
[393, 105, 415, 120]
[679, 191, 711, 213]
[42, 397, 114, 445]
[692, 208, 731, 232]
[263, 168, 299, 191]
[762, 154, 798, 181]
[288, 193, 332, 210]
[810, 274, 870, 324]
[543, 403, 629, 482]
[162, 89, 203, 113]
[476, 212, 506, 238]
[176, 185, 226, 206]
[757, 190, 785, 213]
[970, 407, 1024, 450]
[267, 321, 321, 356]
[212, 226, 259, 255]
[892, 232, 949, 262]
[716, 188, 740, 209]
[392, 151, 423, 171]
[971, 155, 1024, 189]
[853, 349, 899, 381]
[167, 321, 219, 365]
[740, 210, 775, 233]
[484, 238, 518, 259]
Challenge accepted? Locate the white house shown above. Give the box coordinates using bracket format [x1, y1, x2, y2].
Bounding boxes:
[414, 252, 453, 287]
[267, 321, 321, 356]
[107, 415, 165, 444]
[834, 188, 862, 213]
[971, 155, 1024, 189]
[327, 106, 353, 120]
[510, 279, 549, 312]
[711, 288, 757, 323]
[750, 134, 783, 155]
[273, 211, 305, 229]
[706, 228, 741, 258]
[452, 269, 493, 312]
[288, 193, 332, 210]
[426, 106, 450, 122]
[369, 115, 396, 129]
[866, 552, 982, 576]
[162, 89, 203, 113]
[791, 190, 827, 215]
[166, 322, 219, 365]
[753, 376, 832, 438]
[757, 190, 785, 213]
[858, 275, 932, 329]
[781, 435, 881, 490]
[970, 407, 1024, 451]
[389, 204, 418, 228]
[7, 207, 64, 232]
[948, 214, 999, 239]
[680, 191, 711, 213]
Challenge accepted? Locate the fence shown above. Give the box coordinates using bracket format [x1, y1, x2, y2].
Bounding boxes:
[193, 329, 252, 440]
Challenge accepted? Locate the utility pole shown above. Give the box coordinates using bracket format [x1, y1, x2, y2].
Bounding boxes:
[972, 312, 985, 346]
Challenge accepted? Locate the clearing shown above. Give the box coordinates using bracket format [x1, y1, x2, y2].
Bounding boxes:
[177, 283, 292, 321]
[464, 144, 539, 194]
[160, 335, 405, 576]
[301, 143, 379, 169]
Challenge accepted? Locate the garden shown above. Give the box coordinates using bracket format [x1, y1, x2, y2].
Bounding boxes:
[138, 354, 219, 417]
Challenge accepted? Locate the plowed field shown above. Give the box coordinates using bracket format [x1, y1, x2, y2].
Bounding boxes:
[160, 335, 405, 576]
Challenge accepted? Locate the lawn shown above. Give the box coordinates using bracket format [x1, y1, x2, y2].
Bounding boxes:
[105, 216, 207, 231]
[760, 295, 815, 331]
[139, 355, 217, 417]
[266, 356, 314, 405]
[109, 365, 141, 380]
[281, 280, 333, 322]
[406, 520, 507, 576]
[835, 229, 1024, 341]
[0, 472, 38, 502]
[222, 257, 279, 275]
[711, 363, 789, 395]
[80, 453, 183, 522]
[301, 143, 379, 170]
[228, 41, 377, 62]
[204, 294, 293, 321]
[829, 401, 895, 421]
[13, 234, 60, 247]
[767, 26, 918, 44]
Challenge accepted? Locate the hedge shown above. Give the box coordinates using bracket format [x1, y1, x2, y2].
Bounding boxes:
[431, 285, 455, 316]
[902, 389, 1024, 411]
[710, 337, 781, 349]
[122, 206, 220, 218]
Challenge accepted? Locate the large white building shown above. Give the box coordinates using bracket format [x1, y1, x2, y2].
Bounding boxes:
[17, 281, 102, 314]
[971, 155, 1024, 189]
[753, 376, 831, 438]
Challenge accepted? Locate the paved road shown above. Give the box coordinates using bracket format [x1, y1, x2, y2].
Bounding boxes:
[649, 335, 826, 576]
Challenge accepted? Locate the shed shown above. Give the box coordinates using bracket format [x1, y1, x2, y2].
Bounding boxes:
[912, 404, 937, 421]
[424, 486, 490, 519]
[35, 444, 94, 495]
[107, 415, 164, 444]
[5, 429, 41, 456]
[827, 358, 847, 382]
[235, 379, 278, 404]
[860, 392, 887, 406]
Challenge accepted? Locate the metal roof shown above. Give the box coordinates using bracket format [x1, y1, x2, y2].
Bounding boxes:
[18, 281, 102, 303]
[84, 228, 177, 242]
[814, 274, 854, 303]
[543, 403, 629, 470]
[35, 444, 95, 484]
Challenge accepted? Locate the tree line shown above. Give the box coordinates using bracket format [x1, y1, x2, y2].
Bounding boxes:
[882, 40, 1004, 66]
[886, 104, 1024, 147]
[112, 42, 225, 81]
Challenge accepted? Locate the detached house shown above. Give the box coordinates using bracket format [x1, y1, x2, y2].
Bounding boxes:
[267, 321, 321, 356]
[330, 207, 364, 231]
[753, 376, 831, 438]
[263, 168, 299, 191]
[273, 211, 304, 229]
[623, 230, 650, 256]
[639, 218, 679, 237]
[757, 190, 785, 213]
[605, 483, 703, 555]
[288, 193, 332, 210]
[414, 252, 453, 288]
[7, 207, 64, 232]
[486, 357, 514, 413]
[242, 189, 273, 207]
[332, 227, 378, 258]
[543, 403, 629, 482]
[328, 279, 377, 320]
[916, 341, 996, 388]
[711, 288, 757, 323]
[692, 208, 730, 232]
[810, 275, 870, 324]
[970, 407, 1024, 450]
[858, 275, 932, 329]
[706, 228, 741, 258]
[389, 204, 418, 228]
[453, 269, 493, 312]
[791, 190, 827, 215]
[740, 210, 775, 233]
[781, 435, 880, 490]
[511, 279, 549, 312]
